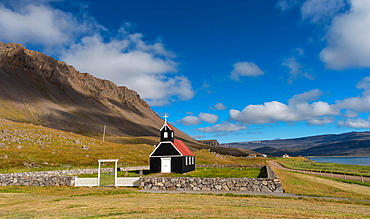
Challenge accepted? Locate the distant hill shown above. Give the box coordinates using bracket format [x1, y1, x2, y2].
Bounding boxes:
[221, 131, 370, 156]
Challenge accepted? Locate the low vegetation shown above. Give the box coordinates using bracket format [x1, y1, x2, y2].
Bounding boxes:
[0, 120, 266, 173]
[152, 167, 266, 178]
[1, 120, 370, 218]
[276, 157, 370, 177]
[0, 186, 369, 218]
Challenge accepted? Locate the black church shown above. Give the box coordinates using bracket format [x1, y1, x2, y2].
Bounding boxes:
[149, 120, 195, 173]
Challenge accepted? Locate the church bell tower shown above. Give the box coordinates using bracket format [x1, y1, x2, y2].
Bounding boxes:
[160, 114, 174, 142]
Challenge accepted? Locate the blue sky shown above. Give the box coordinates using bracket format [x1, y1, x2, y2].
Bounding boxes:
[1, 0, 370, 143]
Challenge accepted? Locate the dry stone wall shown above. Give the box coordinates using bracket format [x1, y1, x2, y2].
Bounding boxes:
[140, 165, 283, 193]
[140, 177, 283, 193]
[0, 166, 149, 186]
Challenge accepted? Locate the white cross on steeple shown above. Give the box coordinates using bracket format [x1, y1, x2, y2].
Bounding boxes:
[163, 114, 169, 124]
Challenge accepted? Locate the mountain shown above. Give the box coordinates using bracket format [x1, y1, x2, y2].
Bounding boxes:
[0, 42, 194, 141]
[0, 42, 260, 157]
[221, 131, 370, 156]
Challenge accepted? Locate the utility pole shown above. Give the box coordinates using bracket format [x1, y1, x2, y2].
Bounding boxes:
[103, 125, 107, 142]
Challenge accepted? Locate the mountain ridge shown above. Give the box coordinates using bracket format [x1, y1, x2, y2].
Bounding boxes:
[0, 42, 190, 140]
[221, 131, 370, 156]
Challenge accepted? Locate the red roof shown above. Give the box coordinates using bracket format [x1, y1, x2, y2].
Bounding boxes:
[173, 139, 195, 156]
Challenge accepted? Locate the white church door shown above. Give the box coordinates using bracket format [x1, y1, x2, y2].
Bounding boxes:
[161, 158, 171, 173]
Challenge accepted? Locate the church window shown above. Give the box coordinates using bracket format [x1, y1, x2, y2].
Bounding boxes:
[164, 132, 168, 138]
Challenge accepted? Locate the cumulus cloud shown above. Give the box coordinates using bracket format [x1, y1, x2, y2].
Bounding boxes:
[308, 117, 335, 125]
[230, 89, 338, 125]
[230, 62, 264, 80]
[196, 122, 247, 133]
[288, 89, 323, 104]
[315, 0, 370, 70]
[335, 77, 370, 112]
[301, 0, 349, 24]
[180, 113, 218, 125]
[338, 118, 370, 128]
[0, 2, 83, 49]
[180, 116, 202, 126]
[209, 103, 227, 111]
[277, 0, 370, 70]
[198, 113, 218, 124]
[0, 0, 194, 106]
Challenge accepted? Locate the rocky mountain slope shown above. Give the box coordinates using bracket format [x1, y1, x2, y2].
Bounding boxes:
[222, 131, 370, 156]
[0, 42, 193, 141]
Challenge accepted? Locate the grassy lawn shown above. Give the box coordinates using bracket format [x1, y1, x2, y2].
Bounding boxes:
[0, 186, 369, 218]
[275, 157, 370, 177]
[161, 167, 266, 178]
[78, 168, 266, 178]
[271, 166, 370, 200]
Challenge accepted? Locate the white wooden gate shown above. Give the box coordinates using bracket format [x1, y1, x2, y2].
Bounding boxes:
[74, 159, 141, 187]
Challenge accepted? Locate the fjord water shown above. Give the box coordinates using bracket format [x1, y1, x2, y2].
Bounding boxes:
[308, 156, 370, 166]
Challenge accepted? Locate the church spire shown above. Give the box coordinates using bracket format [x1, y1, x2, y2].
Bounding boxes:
[160, 114, 174, 142]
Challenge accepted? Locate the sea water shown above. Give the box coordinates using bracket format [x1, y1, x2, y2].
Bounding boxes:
[308, 156, 370, 166]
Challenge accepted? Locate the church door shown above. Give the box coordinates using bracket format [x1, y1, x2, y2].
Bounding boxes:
[161, 158, 171, 173]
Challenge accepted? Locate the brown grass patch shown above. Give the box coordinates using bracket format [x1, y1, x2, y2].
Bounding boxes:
[0, 186, 369, 218]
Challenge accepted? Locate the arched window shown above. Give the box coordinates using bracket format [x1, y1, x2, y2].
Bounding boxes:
[164, 132, 168, 138]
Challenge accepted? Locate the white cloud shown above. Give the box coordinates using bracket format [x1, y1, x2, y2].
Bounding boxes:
[180, 116, 202, 126]
[338, 118, 370, 128]
[335, 77, 370, 112]
[276, 0, 302, 11]
[196, 122, 247, 133]
[301, 0, 348, 24]
[209, 103, 227, 111]
[198, 113, 218, 124]
[230, 90, 338, 125]
[281, 49, 315, 84]
[0, 1, 194, 106]
[0, 2, 79, 49]
[308, 117, 335, 125]
[179, 112, 218, 125]
[230, 62, 264, 81]
[288, 89, 324, 104]
[356, 76, 370, 96]
[319, 0, 370, 70]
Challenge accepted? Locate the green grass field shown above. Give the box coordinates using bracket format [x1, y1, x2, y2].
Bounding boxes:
[275, 157, 370, 177]
[161, 167, 266, 178]
[1, 120, 370, 218]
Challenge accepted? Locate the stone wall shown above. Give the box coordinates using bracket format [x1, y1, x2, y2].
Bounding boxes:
[140, 165, 283, 193]
[0, 166, 149, 186]
[0, 173, 75, 186]
[140, 177, 283, 193]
